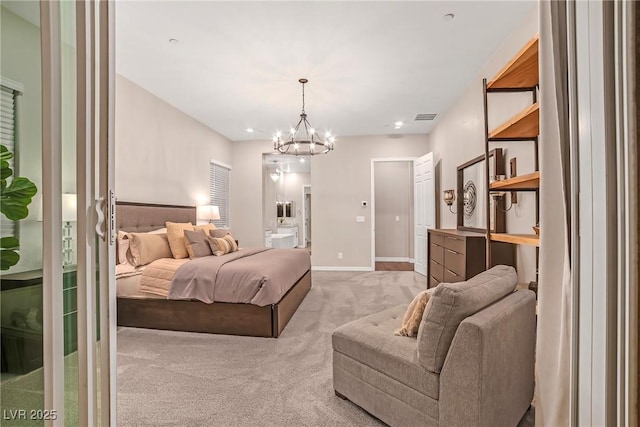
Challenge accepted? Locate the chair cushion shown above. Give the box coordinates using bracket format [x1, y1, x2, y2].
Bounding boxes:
[417, 265, 517, 373]
[332, 305, 440, 399]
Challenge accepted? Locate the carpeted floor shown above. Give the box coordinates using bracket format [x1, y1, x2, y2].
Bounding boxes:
[117, 270, 535, 427]
[117, 271, 425, 426]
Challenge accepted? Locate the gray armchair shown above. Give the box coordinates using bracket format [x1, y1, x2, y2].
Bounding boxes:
[332, 265, 535, 426]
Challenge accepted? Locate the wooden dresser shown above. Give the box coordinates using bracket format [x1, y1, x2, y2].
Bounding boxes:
[428, 229, 516, 288]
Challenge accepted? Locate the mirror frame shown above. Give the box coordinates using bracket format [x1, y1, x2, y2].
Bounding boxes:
[456, 148, 506, 233]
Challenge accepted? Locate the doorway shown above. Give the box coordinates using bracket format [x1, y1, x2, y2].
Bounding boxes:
[371, 159, 415, 272]
[302, 185, 311, 251]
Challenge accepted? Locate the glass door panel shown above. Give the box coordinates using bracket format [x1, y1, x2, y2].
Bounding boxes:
[0, 1, 45, 423]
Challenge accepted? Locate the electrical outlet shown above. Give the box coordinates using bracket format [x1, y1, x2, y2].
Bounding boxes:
[338, 252, 343, 259]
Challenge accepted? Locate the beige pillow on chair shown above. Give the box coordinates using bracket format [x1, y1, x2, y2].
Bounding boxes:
[395, 289, 433, 337]
[166, 222, 194, 259]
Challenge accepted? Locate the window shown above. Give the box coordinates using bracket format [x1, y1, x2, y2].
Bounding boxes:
[209, 160, 231, 228]
[0, 79, 23, 239]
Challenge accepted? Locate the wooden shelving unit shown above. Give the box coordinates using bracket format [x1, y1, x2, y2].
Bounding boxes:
[487, 36, 539, 89]
[490, 233, 540, 247]
[488, 102, 539, 140]
[482, 34, 540, 287]
[490, 171, 540, 191]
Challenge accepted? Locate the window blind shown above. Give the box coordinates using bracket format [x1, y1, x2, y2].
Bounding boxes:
[0, 85, 17, 239]
[209, 162, 230, 228]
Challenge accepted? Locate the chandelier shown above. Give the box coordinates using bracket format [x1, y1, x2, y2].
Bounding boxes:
[273, 78, 335, 156]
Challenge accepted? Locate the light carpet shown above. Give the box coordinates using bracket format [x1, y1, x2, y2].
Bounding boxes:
[117, 271, 424, 426]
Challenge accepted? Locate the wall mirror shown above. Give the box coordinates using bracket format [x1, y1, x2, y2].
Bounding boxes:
[456, 148, 505, 233]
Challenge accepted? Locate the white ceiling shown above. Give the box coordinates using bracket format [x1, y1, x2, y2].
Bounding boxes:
[113, 1, 535, 142]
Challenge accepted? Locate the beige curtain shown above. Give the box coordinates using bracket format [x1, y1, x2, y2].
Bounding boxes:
[536, 1, 572, 426]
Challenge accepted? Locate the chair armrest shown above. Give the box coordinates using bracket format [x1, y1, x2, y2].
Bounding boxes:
[439, 290, 536, 427]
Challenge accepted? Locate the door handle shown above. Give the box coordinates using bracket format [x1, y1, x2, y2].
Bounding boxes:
[95, 197, 106, 240]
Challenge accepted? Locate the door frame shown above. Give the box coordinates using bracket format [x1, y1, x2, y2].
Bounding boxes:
[301, 184, 311, 247]
[370, 157, 416, 270]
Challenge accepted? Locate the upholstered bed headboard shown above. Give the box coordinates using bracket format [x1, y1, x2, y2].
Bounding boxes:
[116, 201, 196, 233]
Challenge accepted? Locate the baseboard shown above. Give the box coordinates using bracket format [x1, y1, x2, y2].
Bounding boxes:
[311, 266, 375, 272]
[374, 257, 414, 263]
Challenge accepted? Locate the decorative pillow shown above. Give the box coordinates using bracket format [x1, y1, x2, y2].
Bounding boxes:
[125, 232, 173, 267]
[166, 222, 194, 259]
[148, 227, 167, 234]
[207, 234, 238, 256]
[395, 289, 433, 337]
[117, 231, 130, 265]
[416, 265, 517, 373]
[209, 228, 232, 238]
[183, 229, 213, 259]
[195, 223, 217, 233]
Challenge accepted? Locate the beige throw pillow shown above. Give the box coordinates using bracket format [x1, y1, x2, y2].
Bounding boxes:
[207, 234, 238, 256]
[209, 228, 232, 238]
[126, 232, 173, 267]
[183, 229, 213, 259]
[195, 223, 217, 233]
[395, 289, 433, 337]
[166, 222, 194, 259]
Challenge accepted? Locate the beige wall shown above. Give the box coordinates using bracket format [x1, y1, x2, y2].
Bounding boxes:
[231, 135, 429, 268]
[312, 135, 427, 268]
[427, 7, 538, 282]
[374, 161, 413, 259]
[115, 74, 232, 207]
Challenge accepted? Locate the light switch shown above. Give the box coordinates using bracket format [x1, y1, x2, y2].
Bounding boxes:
[395, 216, 400, 222]
[356, 216, 365, 223]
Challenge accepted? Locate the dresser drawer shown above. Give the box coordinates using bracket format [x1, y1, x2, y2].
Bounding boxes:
[444, 267, 464, 284]
[429, 259, 444, 282]
[444, 248, 465, 277]
[444, 236, 465, 254]
[429, 275, 439, 289]
[430, 242, 444, 266]
[430, 232, 445, 247]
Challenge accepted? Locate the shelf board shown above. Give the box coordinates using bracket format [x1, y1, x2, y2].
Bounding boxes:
[490, 233, 540, 247]
[488, 35, 539, 89]
[490, 171, 540, 190]
[488, 102, 539, 140]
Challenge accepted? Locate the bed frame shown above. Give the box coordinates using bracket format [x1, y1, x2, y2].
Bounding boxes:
[115, 201, 311, 338]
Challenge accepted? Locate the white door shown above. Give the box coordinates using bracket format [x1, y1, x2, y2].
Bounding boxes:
[414, 153, 435, 275]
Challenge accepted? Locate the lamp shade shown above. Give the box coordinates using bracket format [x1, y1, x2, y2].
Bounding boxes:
[38, 193, 77, 221]
[62, 194, 77, 222]
[197, 205, 220, 221]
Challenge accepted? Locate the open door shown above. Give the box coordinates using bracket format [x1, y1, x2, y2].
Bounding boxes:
[414, 153, 435, 275]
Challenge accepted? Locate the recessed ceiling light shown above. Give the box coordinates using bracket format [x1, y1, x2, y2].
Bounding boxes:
[300, 158, 305, 163]
[443, 13, 455, 22]
[168, 38, 179, 43]
[246, 128, 254, 133]
[394, 121, 403, 127]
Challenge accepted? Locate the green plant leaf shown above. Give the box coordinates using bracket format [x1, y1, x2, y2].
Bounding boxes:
[0, 249, 20, 270]
[0, 199, 29, 220]
[0, 236, 19, 250]
[1, 177, 37, 220]
[0, 145, 11, 161]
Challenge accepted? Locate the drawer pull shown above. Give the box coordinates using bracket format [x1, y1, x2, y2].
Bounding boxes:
[446, 237, 462, 241]
[446, 249, 458, 255]
[446, 268, 460, 277]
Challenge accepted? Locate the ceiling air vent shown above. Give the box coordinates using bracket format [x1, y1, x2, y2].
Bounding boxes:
[414, 113, 438, 121]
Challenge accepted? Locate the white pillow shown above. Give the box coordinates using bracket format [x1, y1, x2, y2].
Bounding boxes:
[117, 231, 130, 265]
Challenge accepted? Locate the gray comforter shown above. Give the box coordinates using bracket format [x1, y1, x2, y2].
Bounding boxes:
[167, 247, 310, 306]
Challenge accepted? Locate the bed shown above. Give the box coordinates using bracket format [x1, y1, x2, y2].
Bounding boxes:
[115, 201, 312, 338]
